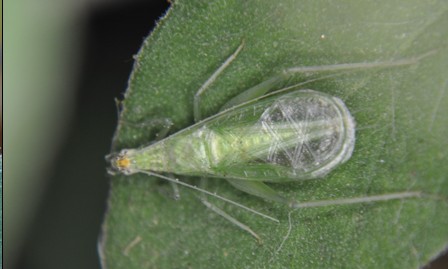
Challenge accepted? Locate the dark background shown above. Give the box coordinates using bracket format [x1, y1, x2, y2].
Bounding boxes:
[10, 1, 448, 268]
[13, 1, 170, 268]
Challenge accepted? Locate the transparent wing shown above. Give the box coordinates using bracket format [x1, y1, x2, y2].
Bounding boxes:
[204, 90, 355, 182]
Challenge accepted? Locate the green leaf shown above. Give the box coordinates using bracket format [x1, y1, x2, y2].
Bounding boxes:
[100, 1, 448, 268]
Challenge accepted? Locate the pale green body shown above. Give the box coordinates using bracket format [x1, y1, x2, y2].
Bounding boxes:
[124, 90, 355, 183]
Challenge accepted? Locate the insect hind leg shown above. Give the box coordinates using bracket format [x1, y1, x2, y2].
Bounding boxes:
[227, 179, 299, 208]
[292, 191, 422, 209]
[219, 49, 439, 113]
[282, 50, 437, 76]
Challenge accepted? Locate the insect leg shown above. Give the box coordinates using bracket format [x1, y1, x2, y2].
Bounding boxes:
[200, 198, 262, 244]
[227, 179, 299, 208]
[292, 191, 422, 209]
[191, 42, 273, 240]
[198, 177, 268, 241]
[219, 75, 286, 111]
[194, 42, 245, 122]
[138, 170, 279, 222]
[220, 51, 437, 111]
[282, 50, 437, 76]
[153, 118, 174, 141]
[168, 173, 181, 200]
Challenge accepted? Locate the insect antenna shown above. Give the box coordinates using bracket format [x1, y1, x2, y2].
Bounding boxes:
[138, 170, 280, 223]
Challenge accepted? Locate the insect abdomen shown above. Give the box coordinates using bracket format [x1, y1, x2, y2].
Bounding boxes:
[207, 90, 356, 181]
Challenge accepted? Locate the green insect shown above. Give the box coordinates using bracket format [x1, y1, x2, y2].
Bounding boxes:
[109, 43, 429, 241]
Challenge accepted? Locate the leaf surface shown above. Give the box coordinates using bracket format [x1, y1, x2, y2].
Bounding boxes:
[101, 1, 448, 268]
